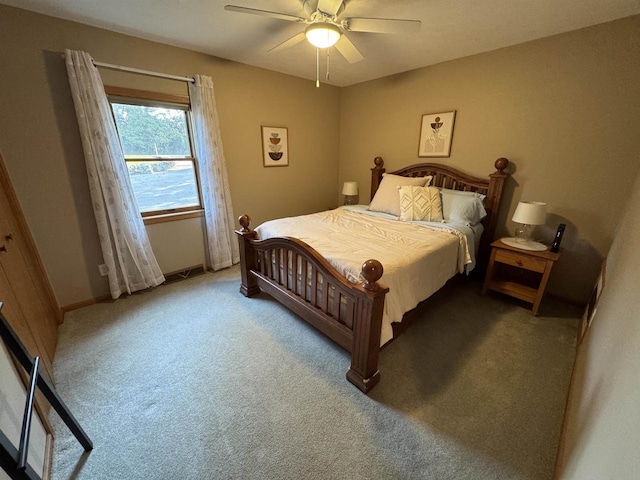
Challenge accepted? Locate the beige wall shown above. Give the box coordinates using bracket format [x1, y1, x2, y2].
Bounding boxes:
[0, 5, 341, 307]
[555, 169, 640, 479]
[339, 16, 640, 303]
[145, 218, 207, 274]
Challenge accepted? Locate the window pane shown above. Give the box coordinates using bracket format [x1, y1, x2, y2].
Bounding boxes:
[127, 161, 200, 213]
[112, 103, 191, 157]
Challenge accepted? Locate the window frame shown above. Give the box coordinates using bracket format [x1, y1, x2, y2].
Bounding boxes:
[105, 86, 204, 223]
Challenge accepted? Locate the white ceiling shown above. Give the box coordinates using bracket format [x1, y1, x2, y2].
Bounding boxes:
[3, 0, 640, 86]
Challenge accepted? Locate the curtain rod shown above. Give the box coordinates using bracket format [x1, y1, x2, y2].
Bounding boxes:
[62, 53, 195, 83]
[94, 60, 195, 83]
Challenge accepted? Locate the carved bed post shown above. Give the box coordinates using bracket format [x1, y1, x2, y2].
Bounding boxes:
[346, 259, 389, 393]
[370, 157, 385, 201]
[235, 214, 260, 297]
[478, 158, 509, 272]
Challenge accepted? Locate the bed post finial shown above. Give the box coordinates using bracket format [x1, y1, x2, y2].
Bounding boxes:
[236, 214, 259, 297]
[370, 157, 386, 202]
[239, 214, 252, 233]
[494, 157, 509, 174]
[361, 259, 384, 292]
[349, 258, 387, 393]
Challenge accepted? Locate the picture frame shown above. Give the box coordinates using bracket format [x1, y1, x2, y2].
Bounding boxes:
[261, 126, 289, 167]
[579, 259, 606, 344]
[417, 111, 456, 158]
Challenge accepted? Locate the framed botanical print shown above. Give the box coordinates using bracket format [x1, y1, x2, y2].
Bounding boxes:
[418, 111, 456, 158]
[262, 126, 289, 167]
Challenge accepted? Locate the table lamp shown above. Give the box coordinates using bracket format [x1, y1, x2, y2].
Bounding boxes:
[342, 181, 358, 205]
[502, 201, 547, 251]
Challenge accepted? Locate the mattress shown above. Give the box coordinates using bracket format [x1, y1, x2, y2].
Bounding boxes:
[255, 206, 480, 346]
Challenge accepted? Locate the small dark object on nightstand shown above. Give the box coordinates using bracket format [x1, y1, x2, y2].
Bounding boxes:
[550, 224, 566, 253]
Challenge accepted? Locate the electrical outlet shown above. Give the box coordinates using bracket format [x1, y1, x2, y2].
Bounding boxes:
[98, 264, 109, 276]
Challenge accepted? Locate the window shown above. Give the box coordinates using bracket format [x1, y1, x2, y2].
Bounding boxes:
[107, 88, 202, 218]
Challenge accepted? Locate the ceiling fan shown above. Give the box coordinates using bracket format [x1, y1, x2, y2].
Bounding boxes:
[224, 0, 421, 85]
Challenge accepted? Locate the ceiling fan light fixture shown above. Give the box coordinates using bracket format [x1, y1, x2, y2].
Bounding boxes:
[305, 22, 341, 48]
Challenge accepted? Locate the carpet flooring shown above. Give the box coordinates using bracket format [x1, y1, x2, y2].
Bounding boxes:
[49, 266, 578, 479]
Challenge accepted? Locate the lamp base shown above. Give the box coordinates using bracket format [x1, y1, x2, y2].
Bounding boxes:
[343, 196, 358, 205]
[501, 237, 548, 251]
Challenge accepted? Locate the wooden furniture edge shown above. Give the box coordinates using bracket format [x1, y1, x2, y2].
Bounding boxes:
[483, 239, 561, 315]
[0, 154, 62, 326]
[42, 433, 54, 480]
[481, 239, 562, 316]
[236, 214, 388, 393]
[238, 157, 509, 392]
[372, 157, 509, 273]
[490, 238, 561, 260]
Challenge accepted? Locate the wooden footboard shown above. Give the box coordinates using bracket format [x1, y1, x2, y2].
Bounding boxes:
[235, 214, 388, 393]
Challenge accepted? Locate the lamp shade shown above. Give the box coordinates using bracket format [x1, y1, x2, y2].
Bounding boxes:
[342, 181, 358, 196]
[512, 201, 547, 225]
[305, 23, 341, 48]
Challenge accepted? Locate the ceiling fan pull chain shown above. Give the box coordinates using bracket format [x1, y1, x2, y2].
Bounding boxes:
[316, 47, 320, 88]
[326, 48, 330, 81]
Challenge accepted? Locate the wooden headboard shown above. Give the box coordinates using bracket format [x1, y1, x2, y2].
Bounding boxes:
[370, 157, 510, 271]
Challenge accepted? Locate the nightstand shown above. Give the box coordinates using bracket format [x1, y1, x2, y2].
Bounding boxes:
[482, 239, 561, 315]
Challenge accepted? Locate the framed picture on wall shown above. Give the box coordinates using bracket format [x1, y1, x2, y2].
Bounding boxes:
[418, 111, 456, 158]
[262, 126, 289, 167]
[579, 259, 606, 344]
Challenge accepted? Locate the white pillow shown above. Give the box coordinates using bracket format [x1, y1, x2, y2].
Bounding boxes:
[440, 188, 487, 226]
[369, 173, 432, 217]
[398, 186, 444, 222]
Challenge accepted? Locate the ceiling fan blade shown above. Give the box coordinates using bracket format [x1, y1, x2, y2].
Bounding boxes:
[345, 17, 421, 34]
[224, 5, 305, 23]
[317, 0, 343, 16]
[299, 0, 316, 16]
[268, 32, 307, 53]
[335, 35, 364, 64]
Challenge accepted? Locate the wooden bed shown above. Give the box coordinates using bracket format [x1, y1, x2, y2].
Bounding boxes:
[236, 157, 509, 393]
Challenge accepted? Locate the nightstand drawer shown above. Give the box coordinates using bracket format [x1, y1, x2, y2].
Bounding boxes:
[494, 249, 547, 273]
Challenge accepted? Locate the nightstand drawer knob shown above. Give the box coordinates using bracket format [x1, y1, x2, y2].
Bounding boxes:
[516, 260, 523, 266]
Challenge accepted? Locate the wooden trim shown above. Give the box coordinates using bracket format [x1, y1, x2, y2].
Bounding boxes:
[104, 85, 190, 105]
[125, 156, 195, 162]
[553, 338, 580, 479]
[0, 154, 62, 325]
[142, 205, 201, 218]
[108, 90, 204, 216]
[61, 294, 112, 314]
[42, 433, 54, 480]
[143, 209, 204, 225]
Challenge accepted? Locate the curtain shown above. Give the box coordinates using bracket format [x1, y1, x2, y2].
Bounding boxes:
[65, 49, 165, 299]
[189, 75, 239, 270]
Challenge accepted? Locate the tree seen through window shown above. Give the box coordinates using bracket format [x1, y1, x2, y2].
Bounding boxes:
[110, 101, 201, 214]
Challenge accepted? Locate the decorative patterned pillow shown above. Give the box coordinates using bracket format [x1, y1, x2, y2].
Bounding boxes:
[398, 186, 444, 222]
[369, 173, 432, 217]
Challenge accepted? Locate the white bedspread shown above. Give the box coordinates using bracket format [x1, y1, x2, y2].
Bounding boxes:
[256, 207, 477, 346]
